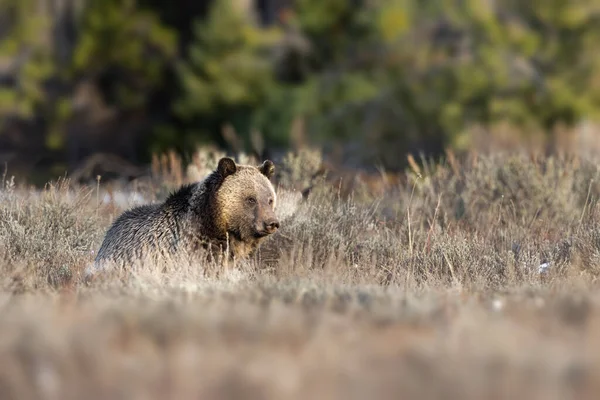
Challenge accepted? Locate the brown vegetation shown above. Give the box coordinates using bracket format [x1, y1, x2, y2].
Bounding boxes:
[0, 148, 600, 399]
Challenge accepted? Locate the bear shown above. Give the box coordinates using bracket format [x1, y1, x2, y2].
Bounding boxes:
[90, 157, 280, 274]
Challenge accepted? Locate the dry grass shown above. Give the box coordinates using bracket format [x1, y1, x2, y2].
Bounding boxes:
[1, 148, 600, 399]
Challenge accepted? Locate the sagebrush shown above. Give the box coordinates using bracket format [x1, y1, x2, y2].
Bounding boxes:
[0, 148, 599, 399]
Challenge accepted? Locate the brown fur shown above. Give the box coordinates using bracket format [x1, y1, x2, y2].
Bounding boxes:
[91, 157, 279, 274]
[204, 158, 279, 259]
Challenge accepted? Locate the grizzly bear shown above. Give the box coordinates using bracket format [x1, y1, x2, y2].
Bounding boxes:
[90, 157, 280, 273]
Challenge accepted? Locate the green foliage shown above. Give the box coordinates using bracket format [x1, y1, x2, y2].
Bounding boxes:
[0, 0, 54, 120]
[72, 0, 177, 109]
[173, 0, 281, 147]
[255, 0, 600, 165]
[294, 0, 377, 65]
[250, 1, 385, 147]
[5, 0, 600, 172]
[0, 0, 178, 155]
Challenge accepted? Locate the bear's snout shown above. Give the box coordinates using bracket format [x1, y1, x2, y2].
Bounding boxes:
[253, 217, 279, 237]
[263, 218, 280, 234]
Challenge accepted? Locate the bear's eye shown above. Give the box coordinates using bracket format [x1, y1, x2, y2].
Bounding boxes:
[246, 196, 257, 205]
[268, 198, 274, 205]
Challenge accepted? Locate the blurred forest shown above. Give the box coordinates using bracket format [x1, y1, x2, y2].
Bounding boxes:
[2, 0, 600, 183]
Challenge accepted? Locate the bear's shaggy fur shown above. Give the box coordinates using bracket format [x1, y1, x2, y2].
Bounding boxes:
[91, 157, 279, 272]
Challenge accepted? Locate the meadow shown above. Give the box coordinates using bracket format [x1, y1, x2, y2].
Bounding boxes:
[0, 147, 600, 399]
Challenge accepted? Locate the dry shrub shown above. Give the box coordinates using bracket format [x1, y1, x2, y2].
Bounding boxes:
[0, 178, 103, 289]
[255, 150, 600, 290]
[0, 285, 596, 400]
[0, 149, 600, 399]
[3, 149, 600, 290]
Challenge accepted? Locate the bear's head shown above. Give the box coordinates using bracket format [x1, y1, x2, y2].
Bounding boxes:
[214, 157, 279, 244]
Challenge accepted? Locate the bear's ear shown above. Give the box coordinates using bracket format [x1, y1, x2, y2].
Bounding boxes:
[259, 160, 275, 179]
[217, 157, 237, 178]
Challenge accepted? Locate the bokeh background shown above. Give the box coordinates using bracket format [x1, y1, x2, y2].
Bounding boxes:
[2, 0, 600, 184]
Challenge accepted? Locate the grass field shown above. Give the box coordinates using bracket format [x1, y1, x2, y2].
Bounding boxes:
[1, 148, 600, 399]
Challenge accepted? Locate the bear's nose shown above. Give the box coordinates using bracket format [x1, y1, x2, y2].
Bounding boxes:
[264, 219, 280, 233]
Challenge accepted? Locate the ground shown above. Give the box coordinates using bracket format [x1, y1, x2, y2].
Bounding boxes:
[0, 149, 599, 400]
